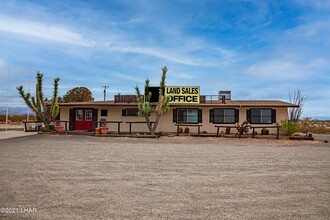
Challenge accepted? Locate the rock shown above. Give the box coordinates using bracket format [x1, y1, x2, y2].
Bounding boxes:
[261, 128, 269, 135]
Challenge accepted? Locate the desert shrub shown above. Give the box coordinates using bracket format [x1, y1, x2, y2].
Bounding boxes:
[280, 120, 300, 135]
[39, 127, 48, 132]
[39, 125, 55, 132]
[308, 126, 330, 134]
[0, 115, 37, 123]
[298, 119, 330, 134]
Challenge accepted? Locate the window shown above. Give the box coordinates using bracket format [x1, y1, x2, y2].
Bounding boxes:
[101, 109, 108, 117]
[248, 109, 275, 124]
[146, 86, 161, 102]
[122, 108, 139, 116]
[76, 110, 83, 121]
[177, 109, 198, 123]
[212, 108, 237, 124]
[85, 110, 92, 121]
[174, 108, 201, 124]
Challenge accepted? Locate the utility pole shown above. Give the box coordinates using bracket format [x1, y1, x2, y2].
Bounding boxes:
[101, 86, 109, 101]
[27, 63, 32, 122]
[5, 68, 10, 131]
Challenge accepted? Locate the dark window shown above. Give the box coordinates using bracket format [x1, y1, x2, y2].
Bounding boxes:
[176, 108, 199, 124]
[212, 108, 236, 124]
[122, 108, 139, 116]
[145, 86, 161, 102]
[101, 109, 108, 117]
[249, 109, 274, 124]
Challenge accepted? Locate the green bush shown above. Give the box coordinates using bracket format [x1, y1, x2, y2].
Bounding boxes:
[280, 120, 300, 135]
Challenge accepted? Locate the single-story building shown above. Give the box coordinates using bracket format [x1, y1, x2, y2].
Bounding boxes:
[58, 91, 298, 134]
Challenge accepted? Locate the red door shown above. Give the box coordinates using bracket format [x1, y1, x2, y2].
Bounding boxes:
[74, 109, 93, 130]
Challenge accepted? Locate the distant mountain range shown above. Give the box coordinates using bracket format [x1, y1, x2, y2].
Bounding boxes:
[311, 116, 330, 120]
[0, 107, 35, 116]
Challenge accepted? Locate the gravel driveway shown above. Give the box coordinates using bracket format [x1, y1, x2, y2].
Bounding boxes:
[0, 135, 329, 219]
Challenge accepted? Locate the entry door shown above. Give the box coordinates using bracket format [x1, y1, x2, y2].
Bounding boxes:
[74, 109, 93, 130]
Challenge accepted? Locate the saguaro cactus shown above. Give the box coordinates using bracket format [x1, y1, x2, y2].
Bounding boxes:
[135, 66, 170, 135]
[17, 71, 60, 131]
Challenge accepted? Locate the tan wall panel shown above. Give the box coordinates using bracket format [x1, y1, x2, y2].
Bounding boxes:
[60, 105, 288, 134]
[59, 106, 70, 122]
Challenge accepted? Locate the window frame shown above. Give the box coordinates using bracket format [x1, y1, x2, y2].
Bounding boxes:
[249, 108, 274, 124]
[123, 108, 139, 117]
[100, 109, 108, 117]
[85, 110, 92, 121]
[76, 110, 83, 121]
[175, 108, 200, 124]
[212, 108, 237, 124]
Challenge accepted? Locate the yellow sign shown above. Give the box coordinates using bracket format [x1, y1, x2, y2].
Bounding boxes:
[165, 86, 200, 104]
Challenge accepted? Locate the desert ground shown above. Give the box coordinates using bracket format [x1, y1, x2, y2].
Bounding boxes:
[0, 135, 329, 219]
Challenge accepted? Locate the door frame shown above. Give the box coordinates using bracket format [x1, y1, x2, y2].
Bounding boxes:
[69, 108, 98, 131]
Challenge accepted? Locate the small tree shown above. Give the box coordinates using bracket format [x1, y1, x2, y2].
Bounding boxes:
[135, 66, 170, 135]
[289, 89, 308, 122]
[280, 120, 300, 135]
[17, 72, 60, 131]
[62, 87, 94, 103]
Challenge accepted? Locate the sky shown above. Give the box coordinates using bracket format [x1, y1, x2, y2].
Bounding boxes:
[0, 0, 329, 119]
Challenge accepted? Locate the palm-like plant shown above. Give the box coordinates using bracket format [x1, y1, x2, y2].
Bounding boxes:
[17, 71, 60, 131]
[135, 66, 170, 135]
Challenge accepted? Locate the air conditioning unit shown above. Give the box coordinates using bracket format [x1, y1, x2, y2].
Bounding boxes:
[218, 90, 231, 100]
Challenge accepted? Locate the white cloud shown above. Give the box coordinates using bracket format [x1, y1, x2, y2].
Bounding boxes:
[0, 59, 10, 83]
[92, 41, 237, 67]
[245, 57, 327, 80]
[0, 58, 5, 66]
[0, 14, 235, 67]
[112, 45, 205, 66]
[294, 0, 330, 9]
[233, 0, 272, 31]
[110, 71, 145, 84]
[0, 15, 93, 46]
[284, 20, 330, 45]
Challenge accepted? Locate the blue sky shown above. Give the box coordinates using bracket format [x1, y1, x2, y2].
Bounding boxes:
[0, 0, 329, 119]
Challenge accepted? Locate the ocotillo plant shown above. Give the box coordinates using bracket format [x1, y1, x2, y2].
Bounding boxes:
[17, 71, 60, 131]
[135, 66, 170, 135]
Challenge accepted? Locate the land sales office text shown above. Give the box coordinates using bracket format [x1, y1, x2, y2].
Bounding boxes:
[165, 86, 200, 104]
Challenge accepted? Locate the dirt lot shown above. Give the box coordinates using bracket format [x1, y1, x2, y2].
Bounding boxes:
[0, 135, 329, 219]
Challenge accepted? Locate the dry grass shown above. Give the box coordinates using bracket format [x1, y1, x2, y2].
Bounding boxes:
[306, 126, 330, 134]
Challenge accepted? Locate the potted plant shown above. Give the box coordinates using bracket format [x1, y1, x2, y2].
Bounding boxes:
[95, 127, 100, 135]
[100, 124, 108, 134]
[55, 122, 64, 133]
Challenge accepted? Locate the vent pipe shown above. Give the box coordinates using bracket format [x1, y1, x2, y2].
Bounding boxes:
[221, 95, 226, 104]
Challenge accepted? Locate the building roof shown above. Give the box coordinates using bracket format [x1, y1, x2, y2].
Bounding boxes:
[59, 100, 299, 108]
[204, 100, 299, 107]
